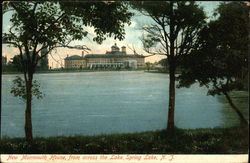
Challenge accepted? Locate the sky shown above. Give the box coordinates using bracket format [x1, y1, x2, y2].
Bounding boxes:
[2, 1, 221, 68]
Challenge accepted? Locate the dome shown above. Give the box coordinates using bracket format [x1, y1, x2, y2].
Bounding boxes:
[111, 43, 119, 48]
[111, 43, 120, 52]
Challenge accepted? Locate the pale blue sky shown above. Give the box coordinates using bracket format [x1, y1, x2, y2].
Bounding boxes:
[2, 1, 221, 68]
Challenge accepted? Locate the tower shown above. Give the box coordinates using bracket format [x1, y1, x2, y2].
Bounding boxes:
[111, 43, 120, 52]
[121, 46, 126, 54]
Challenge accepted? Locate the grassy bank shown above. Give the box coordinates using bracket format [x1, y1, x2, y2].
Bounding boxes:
[0, 127, 248, 154]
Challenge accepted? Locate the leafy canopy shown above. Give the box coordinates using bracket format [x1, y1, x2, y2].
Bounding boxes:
[3, 1, 133, 70]
[177, 2, 249, 94]
[60, 1, 133, 43]
[4, 1, 133, 102]
[11, 76, 43, 100]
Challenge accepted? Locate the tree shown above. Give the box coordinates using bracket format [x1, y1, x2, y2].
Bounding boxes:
[131, 1, 206, 130]
[145, 62, 151, 71]
[177, 2, 249, 126]
[3, 1, 133, 142]
[158, 58, 168, 70]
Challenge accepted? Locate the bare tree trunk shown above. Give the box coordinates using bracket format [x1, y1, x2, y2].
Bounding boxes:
[167, 56, 176, 130]
[25, 75, 33, 142]
[223, 91, 248, 126]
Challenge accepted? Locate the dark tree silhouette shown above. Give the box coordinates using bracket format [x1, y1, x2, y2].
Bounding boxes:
[3, 1, 133, 142]
[178, 2, 249, 126]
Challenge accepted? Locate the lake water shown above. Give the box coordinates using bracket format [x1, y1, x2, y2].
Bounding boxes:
[1, 71, 248, 138]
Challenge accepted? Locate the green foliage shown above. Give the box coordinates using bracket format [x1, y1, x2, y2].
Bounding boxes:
[3, 1, 133, 72]
[158, 58, 168, 67]
[145, 62, 151, 71]
[4, 1, 133, 104]
[4, 1, 133, 142]
[4, 2, 87, 49]
[32, 80, 44, 99]
[59, 1, 133, 44]
[10, 76, 43, 101]
[141, 33, 161, 50]
[9, 55, 27, 72]
[177, 2, 248, 94]
[4, 1, 134, 99]
[10, 76, 26, 100]
[0, 127, 248, 154]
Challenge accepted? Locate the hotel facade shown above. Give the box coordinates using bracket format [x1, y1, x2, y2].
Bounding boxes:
[64, 44, 145, 69]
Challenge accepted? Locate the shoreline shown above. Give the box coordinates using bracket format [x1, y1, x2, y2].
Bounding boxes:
[0, 127, 248, 154]
[2, 69, 159, 75]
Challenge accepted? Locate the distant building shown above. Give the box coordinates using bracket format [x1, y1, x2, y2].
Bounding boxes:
[64, 54, 86, 69]
[2, 56, 7, 65]
[64, 43, 145, 69]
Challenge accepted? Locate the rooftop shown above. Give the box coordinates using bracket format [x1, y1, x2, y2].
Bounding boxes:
[84, 54, 145, 58]
[65, 55, 84, 60]
[64, 44, 145, 60]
